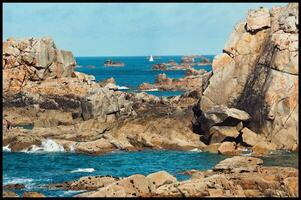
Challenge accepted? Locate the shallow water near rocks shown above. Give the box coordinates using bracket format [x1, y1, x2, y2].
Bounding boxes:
[3, 150, 298, 197]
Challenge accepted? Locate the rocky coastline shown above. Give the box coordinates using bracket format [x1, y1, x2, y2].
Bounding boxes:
[152, 56, 212, 71]
[2, 3, 298, 198]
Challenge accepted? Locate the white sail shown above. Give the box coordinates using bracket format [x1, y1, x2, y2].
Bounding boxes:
[149, 55, 154, 62]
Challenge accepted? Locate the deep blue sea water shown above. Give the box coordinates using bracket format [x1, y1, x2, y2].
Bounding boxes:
[2, 150, 298, 197]
[75, 55, 214, 97]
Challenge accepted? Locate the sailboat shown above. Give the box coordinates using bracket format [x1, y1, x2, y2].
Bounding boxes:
[149, 55, 154, 62]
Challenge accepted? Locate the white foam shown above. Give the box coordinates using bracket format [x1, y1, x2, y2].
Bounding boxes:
[4, 177, 34, 185]
[117, 86, 129, 90]
[70, 168, 95, 173]
[190, 148, 202, 152]
[241, 148, 250, 152]
[140, 89, 159, 92]
[69, 144, 76, 152]
[3, 144, 11, 152]
[21, 139, 65, 153]
[241, 152, 252, 156]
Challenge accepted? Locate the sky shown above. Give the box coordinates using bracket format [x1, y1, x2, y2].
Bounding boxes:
[3, 3, 287, 56]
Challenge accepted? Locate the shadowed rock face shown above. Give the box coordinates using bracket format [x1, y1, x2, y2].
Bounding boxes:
[193, 3, 298, 151]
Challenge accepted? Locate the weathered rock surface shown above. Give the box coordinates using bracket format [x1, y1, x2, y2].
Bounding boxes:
[209, 126, 240, 144]
[213, 156, 263, 173]
[3, 93, 205, 154]
[251, 141, 277, 156]
[76, 174, 156, 197]
[146, 171, 177, 188]
[193, 3, 299, 151]
[2, 191, 19, 197]
[3, 183, 25, 190]
[22, 192, 45, 197]
[241, 127, 265, 146]
[3, 37, 76, 90]
[217, 142, 241, 156]
[49, 176, 119, 190]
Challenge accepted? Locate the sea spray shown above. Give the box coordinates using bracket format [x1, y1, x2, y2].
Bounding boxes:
[190, 148, 202, 152]
[21, 139, 65, 153]
[117, 86, 130, 90]
[70, 168, 95, 173]
[3, 144, 11, 152]
[69, 144, 76, 152]
[137, 89, 159, 92]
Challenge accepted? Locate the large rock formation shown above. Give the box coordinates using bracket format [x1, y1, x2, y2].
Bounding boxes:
[3, 37, 135, 125]
[3, 37, 76, 91]
[2, 37, 205, 154]
[193, 3, 298, 151]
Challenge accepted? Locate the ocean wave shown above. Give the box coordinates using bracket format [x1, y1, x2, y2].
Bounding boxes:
[3, 144, 11, 152]
[21, 139, 65, 153]
[117, 86, 129, 90]
[69, 144, 76, 152]
[70, 168, 95, 173]
[139, 89, 159, 92]
[190, 148, 202, 152]
[4, 177, 34, 185]
[4, 177, 37, 190]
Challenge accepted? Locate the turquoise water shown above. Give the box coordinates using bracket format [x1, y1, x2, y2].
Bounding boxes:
[3, 150, 226, 197]
[2, 150, 297, 197]
[75, 56, 213, 97]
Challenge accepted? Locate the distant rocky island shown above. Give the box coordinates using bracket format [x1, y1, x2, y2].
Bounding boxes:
[152, 56, 212, 71]
[104, 59, 125, 67]
[2, 3, 298, 198]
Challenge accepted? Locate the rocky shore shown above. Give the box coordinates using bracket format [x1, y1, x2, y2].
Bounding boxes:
[2, 2, 298, 198]
[4, 156, 297, 197]
[138, 69, 212, 92]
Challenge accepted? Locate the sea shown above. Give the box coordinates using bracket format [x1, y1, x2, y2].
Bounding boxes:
[2, 150, 298, 197]
[2, 55, 298, 197]
[75, 55, 214, 96]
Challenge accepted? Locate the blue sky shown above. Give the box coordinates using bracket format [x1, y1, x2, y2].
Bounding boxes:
[3, 3, 286, 56]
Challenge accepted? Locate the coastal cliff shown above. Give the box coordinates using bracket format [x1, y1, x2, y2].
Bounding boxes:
[193, 3, 298, 151]
[2, 3, 299, 198]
